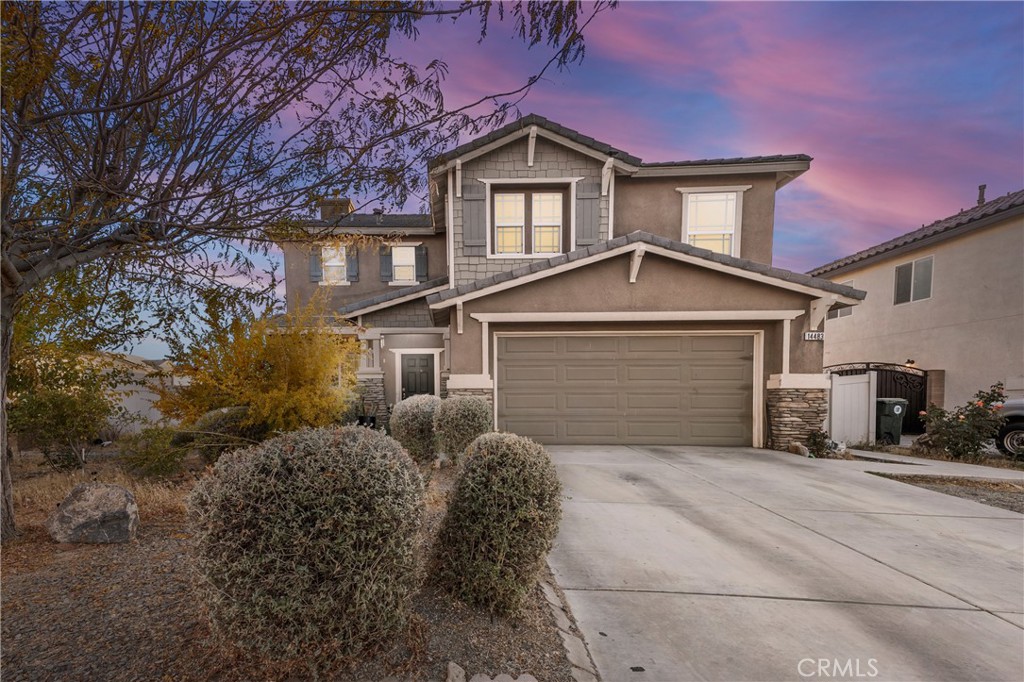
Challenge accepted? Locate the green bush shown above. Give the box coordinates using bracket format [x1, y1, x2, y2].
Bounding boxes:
[433, 432, 562, 615]
[187, 426, 424, 661]
[389, 394, 441, 463]
[120, 427, 188, 477]
[920, 383, 1007, 461]
[174, 406, 270, 464]
[433, 396, 493, 461]
[806, 429, 836, 459]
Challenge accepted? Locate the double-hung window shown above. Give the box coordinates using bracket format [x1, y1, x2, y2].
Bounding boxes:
[677, 186, 750, 257]
[894, 256, 932, 304]
[391, 245, 417, 284]
[492, 188, 565, 256]
[321, 245, 347, 284]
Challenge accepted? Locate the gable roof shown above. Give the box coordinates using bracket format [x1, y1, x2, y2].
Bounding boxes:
[335, 277, 448, 318]
[427, 231, 863, 309]
[305, 213, 435, 235]
[641, 154, 812, 168]
[809, 189, 1024, 277]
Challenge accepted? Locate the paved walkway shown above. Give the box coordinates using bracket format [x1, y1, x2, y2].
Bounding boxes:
[547, 445, 1024, 682]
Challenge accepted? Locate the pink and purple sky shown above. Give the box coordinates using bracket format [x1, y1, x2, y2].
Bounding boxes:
[401, 0, 1023, 272]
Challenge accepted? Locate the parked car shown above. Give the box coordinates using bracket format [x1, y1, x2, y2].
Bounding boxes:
[996, 398, 1024, 459]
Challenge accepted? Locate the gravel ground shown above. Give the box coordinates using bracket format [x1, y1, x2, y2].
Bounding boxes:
[876, 474, 1024, 514]
[1, 464, 577, 682]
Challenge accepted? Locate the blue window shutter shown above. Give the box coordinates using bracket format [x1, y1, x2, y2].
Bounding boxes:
[576, 183, 601, 246]
[346, 248, 359, 282]
[309, 248, 323, 282]
[380, 248, 393, 282]
[415, 245, 428, 282]
[462, 184, 486, 247]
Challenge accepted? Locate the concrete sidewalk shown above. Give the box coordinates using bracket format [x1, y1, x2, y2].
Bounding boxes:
[547, 445, 1024, 682]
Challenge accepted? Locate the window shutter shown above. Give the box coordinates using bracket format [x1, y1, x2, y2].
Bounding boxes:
[309, 248, 323, 282]
[346, 249, 359, 282]
[462, 184, 486, 247]
[415, 245, 428, 282]
[576, 183, 601, 246]
[379, 248, 393, 282]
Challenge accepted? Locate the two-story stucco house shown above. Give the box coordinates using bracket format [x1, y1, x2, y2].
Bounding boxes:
[809, 188, 1024, 411]
[281, 115, 864, 449]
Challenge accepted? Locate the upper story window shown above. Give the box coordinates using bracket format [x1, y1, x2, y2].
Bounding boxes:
[491, 187, 567, 257]
[894, 256, 932, 304]
[676, 185, 751, 257]
[321, 245, 347, 284]
[826, 280, 854, 319]
[381, 243, 428, 285]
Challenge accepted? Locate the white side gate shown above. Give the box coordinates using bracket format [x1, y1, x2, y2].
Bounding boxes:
[828, 372, 877, 445]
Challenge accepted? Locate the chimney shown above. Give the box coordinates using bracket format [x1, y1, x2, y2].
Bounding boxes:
[320, 197, 355, 220]
[977, 184, 987, 206]
[373, 207, 384, 225]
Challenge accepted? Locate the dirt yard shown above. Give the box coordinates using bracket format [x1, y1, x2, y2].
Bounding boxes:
[1, 452, 579, 681]
[874, 473, 1024, 514]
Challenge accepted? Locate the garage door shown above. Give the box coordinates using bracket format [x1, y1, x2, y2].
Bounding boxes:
[496, 335, 754, 445]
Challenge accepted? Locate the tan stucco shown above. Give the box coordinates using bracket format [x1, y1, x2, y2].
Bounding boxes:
[822, 217, 1024, 404]
[446, 252, 823, 378]
[282, 233, 446, 313]
[613, 173, 778, 264]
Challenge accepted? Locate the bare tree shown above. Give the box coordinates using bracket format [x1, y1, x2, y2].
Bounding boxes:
[0, 0, 614, 540]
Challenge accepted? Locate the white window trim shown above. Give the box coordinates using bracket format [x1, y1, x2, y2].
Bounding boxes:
[320, 244, 350, 286]
[480, 177, 582, 259]
[389, 243, 420, 286]
[893, 256, 933, 305]
[675, 185, 751, 258]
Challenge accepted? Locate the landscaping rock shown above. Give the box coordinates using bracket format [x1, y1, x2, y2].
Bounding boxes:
[45, 483, 139, 544]
[788, 442, 811, 457]
[447, 661, 467, 682]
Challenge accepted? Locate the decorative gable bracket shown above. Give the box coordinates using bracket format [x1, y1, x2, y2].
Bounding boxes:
[629, 244, 646, 283]
[809, 295, 838, 330]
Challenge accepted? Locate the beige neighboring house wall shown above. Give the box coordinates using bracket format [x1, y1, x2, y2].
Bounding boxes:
[816, 195, 1024, 407]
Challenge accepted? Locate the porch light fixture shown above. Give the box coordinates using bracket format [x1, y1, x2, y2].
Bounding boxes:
[905, 359, 916, 367]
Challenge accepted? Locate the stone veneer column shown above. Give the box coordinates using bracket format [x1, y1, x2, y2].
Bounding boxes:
[355, 374, 389, 422]
[766, 388, 829, 451]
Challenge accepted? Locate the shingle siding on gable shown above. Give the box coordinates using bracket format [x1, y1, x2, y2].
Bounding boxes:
[453, 137, 607, 287]
[361, 299, 434, 328]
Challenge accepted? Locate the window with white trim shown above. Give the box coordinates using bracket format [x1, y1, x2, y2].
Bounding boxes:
[894, 256, 932, 304]
[826, 280, 854, 319]
[685, 192, 737, 255]
[321, 245, 346, 284]
[392, 245, 417, 283]
[491, 188, 566, 256]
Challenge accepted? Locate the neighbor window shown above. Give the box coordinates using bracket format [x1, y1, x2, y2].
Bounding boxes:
[894, 256, 932, 304]
[392, 245, 417, 283]
[492, 188, 565, 256]
[827, 280, 854, 319]
[321, 245, 346, 284]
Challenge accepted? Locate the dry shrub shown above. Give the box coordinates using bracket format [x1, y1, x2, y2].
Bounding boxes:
[433, 396, 493, 461]
[13, 467, 186, 522]
[433, 432, 561, 615]
[187, 426, 425, 661]
[389, 394, 441, 463]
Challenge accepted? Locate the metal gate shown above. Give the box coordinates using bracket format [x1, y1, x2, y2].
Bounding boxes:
[825, 363, 928, 434]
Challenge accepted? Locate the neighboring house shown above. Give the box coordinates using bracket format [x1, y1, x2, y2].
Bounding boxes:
[96, 353, 178, 433]
[281, 114, 864, 449]
[809, 188, 1024, 425]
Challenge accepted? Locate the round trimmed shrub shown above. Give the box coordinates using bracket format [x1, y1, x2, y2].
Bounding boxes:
[389, 394, 441, 463]
[173, 406, 270, 464]
[433, 432, 562, 615]
[187, 426, 424, 660]
[433, 396, 493, 461]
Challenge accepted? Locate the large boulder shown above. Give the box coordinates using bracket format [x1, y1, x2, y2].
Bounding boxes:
[46, 483, 140, 543]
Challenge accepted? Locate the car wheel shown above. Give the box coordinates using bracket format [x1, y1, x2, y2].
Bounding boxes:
[996, 422, 1024, 459]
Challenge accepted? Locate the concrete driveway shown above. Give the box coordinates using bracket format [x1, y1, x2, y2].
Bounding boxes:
[547, 446, 1024, 682]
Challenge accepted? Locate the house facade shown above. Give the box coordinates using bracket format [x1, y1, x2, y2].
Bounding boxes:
[281, 115, 864, 449]
[809, 188, 1024, 410]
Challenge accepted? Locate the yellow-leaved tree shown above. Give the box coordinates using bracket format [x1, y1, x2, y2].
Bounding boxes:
[158, 295, 361, 433]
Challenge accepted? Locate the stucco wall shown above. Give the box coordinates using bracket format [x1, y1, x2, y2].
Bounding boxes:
[282, 233, 446, 313]
[454, 137, 606, 286]
[613, 173, 778, 264]
[446, 252, 821, 379]
[822, 218, 1024, 404]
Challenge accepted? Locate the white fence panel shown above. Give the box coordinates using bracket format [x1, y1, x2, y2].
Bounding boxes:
[829, 372, 876, 445]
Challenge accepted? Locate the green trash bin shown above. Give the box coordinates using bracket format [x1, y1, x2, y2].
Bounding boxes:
[876, 398, 909, 445]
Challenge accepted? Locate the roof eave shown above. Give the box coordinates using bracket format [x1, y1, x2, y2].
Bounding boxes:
[633, 159, 811, 183]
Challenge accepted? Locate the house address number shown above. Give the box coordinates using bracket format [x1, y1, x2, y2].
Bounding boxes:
[804, 331, 825, 341]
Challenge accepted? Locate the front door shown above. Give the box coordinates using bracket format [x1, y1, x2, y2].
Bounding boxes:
[401, 354, 435, 400]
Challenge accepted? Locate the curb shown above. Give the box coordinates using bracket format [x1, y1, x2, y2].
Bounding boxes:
[539, 579, 600, 682]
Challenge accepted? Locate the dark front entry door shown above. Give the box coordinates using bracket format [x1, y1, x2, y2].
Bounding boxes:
[402, 354, 435, 400]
